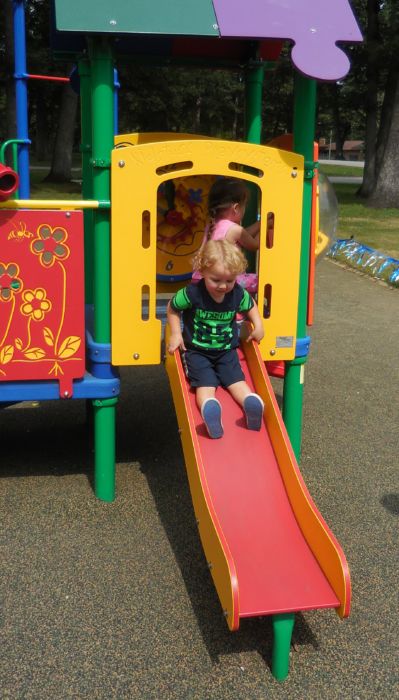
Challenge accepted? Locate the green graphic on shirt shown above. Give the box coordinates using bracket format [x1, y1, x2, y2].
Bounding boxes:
[192, 309, 236, 350]
[170, 282, 254, 352]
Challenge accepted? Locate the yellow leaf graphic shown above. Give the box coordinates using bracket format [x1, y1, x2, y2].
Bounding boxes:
[24, 347, 46, 360]
[58, 336, 81, 359]
[15, 338, 23, 350]
[0, 345, 14, 364]
[43, 326, 54, 347]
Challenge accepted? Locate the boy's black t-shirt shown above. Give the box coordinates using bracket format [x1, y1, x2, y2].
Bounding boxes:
[170, 279, 254, 353]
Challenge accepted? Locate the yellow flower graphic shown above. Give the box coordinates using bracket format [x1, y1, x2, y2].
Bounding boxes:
[0, 262, 23, 302]
[21, 288, 52, 321]
[31, 224, 69, 267]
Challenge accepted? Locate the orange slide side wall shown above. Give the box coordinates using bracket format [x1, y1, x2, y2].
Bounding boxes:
[242, 336, 351, 619]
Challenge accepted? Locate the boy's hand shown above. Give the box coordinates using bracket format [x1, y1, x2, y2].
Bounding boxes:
[246, 324, 264, 344]
[167, 333, 186, 354]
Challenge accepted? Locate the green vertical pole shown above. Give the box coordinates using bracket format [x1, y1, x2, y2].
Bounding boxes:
[244, 61, 264, 270]
[78, 58, 94, 304]
[88, 37, 116, 502]
[272, 613, 295, 681]
[12, 143, 19, 198]
[89, 37, 114, 342]
[93, 397, 118, 497]
[245, 63, 264, 144]
[11, 143, 18, 171]
[283, 74, 316, 460]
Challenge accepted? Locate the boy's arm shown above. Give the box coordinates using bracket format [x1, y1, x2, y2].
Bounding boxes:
[245, 303, 264, 343]
[167, 301, 187, 353]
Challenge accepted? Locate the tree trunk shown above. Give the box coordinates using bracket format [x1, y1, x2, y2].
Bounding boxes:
[194, 95, 201, 132]
[357, 0, 380, 197]
[332, 85, 345, 160]
[232, 94, 239, 139]
[35, 92, 49, 162]
[367, 72, 399, 208]
[46, 82, 78, 182]
[3, 1, 16, 165]
[375, 60, 399, 176]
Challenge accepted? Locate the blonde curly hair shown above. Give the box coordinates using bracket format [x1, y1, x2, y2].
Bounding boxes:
[192, 239, 248, 276]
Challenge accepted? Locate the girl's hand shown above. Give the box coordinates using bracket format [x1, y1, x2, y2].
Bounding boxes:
[246, 324, 264, 344]
[167, 333, 186, 354]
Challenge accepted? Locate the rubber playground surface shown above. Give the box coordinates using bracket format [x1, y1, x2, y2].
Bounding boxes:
[1, 259, 397, 700]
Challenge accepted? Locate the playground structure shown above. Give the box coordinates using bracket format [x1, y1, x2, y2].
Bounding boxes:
[0, 0, 362, 683]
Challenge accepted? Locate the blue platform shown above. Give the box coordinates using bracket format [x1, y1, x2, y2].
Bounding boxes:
[0, 371, 120, 403]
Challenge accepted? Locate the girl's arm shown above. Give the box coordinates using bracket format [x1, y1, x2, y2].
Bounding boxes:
[245, 304, 264, 343]
[226, 223, 259, 251]
[245, 220, 260, 238]
[167, 302, 187, 353]
[226, 214, 274, 251]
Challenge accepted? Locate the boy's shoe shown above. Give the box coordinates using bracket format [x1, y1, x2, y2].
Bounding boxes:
[201, 398, 223, 439]
[243, 393, 264, 431]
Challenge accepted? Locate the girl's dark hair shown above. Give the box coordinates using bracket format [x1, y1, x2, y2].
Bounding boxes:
[207, 177, 249, 238]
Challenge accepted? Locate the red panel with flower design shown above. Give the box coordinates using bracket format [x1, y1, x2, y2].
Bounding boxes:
[0, 211, 85, 398]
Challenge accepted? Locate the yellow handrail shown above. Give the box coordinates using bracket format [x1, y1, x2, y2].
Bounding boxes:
[0, 199, 109, 210]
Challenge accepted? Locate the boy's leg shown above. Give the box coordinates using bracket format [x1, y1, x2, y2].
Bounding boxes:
[226, 380, 251, 407]
[200, 392, 224, 439]
[196, 386, 216, 410]
[227, 381, 264, 431]
[217, 349, 264, 431]
[185, 351, 223, 439]
[243, 393, 264, 431]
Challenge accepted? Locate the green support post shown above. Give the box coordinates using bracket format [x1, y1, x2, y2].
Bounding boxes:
[93, 398, 117, 499]
[88, 37, 117, 502]
[12, 143, 18, 195]
[244, 61, 265, 270]
[283, 74, 317, 461]
[78, 58, 94, 304]
[272, 613, 295, 681]
[245, 63, 264, 144]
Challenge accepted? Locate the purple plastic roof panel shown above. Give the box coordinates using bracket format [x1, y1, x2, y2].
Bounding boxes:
[213, 0, 363, 81]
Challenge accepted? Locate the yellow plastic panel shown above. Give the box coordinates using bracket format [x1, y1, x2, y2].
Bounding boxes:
[257, 151, 303, 361]
[111, 138, 303, 365]
[114, 132, 209, 148]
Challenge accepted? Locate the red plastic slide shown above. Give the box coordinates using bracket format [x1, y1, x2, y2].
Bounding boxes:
[165, 331, 351, 632]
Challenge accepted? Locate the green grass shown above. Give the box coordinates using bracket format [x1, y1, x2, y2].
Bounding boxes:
[30, 171, 81, 199]
[319, 163, 363, 177]
[334, 183, 399, 259]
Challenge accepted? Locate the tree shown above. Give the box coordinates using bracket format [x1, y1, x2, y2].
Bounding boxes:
[356, 0, 379, 196]
[367, 72, 399, 207]
[356, 0, 399, 207]
[45, 81, 78, 182]
[0, 1, 16, 162]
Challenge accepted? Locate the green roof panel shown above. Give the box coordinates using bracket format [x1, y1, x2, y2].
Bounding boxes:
[54, 0, 219, 37]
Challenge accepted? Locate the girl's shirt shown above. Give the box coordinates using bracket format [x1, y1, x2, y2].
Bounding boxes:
[170, 279, 253, 353]
[192, 219, 240, 283]
[206, 219, 235, 242]
[192, 219, 258, 294]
